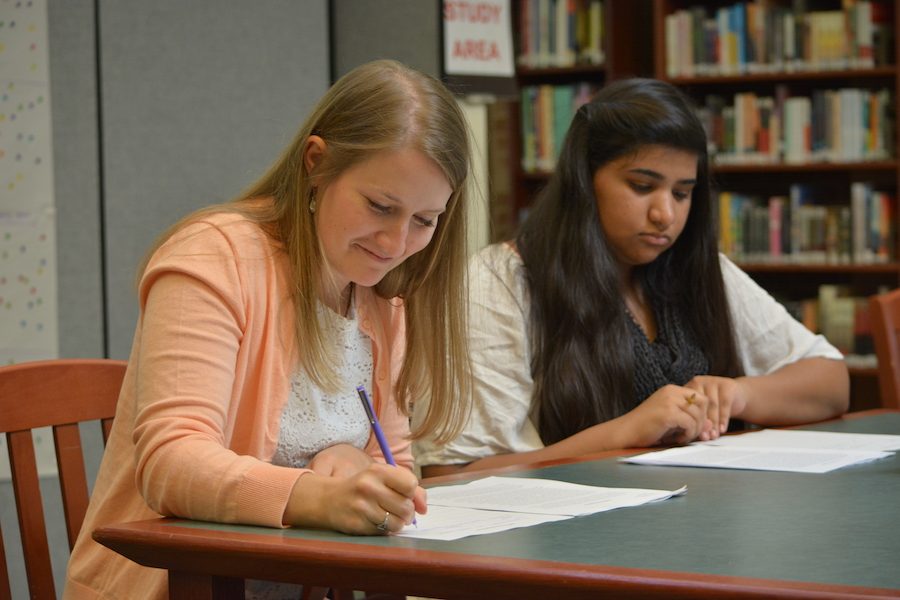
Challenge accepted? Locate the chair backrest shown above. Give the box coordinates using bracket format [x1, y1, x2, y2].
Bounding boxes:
[869, 289, 900, 409]
[0, 358, 127, 600]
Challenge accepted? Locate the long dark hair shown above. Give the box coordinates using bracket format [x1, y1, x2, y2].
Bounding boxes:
[516, 78, 743, 445]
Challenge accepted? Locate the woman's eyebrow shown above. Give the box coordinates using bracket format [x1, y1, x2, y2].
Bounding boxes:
[627, 168, 696, 186]
[374, 188, 446, 214]
[627, 167, 663, 179]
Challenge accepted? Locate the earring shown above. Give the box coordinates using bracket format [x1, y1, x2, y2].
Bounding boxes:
[308, 187, 317, 214]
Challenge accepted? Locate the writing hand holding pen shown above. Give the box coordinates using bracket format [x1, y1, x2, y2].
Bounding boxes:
[357, 385, 420, 528]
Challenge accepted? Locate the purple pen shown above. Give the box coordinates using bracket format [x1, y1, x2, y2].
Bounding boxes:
[356, 385, 396, 465]
[356, 385, 417, 526]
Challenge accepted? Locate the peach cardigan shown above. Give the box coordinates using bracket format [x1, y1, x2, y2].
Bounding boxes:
[65, 212, 412, 599]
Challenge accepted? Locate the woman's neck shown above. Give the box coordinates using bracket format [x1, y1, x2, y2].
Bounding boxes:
[622, 278, 657, 342]
[321, 282, 354, 317]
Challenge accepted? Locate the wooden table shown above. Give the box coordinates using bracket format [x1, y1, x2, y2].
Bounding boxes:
[94, 409, 900, 599]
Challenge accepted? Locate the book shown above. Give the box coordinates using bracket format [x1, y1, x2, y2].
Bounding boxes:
[486, 100, 519, 241]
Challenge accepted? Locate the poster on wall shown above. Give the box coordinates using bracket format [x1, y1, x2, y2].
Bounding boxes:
[0, 0, 58, 366]
[0, 0, 59, 479]
[442, 0, 517, 96]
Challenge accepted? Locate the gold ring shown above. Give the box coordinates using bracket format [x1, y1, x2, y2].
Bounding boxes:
[375, 511, 390, 533]
[686, 394, 696, 406]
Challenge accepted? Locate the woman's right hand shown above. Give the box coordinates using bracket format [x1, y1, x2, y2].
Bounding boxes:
[284, 462, 426, 535]
[308, 443, 374, 478]
[618, 384, 714, 447]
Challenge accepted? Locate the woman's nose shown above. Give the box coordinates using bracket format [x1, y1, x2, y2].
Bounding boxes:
[648, 193, 676, 228]
[376, 218, 408, 257]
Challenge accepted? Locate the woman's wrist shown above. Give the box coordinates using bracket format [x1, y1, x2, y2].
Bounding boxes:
[605, 412, 643, 449]
[283, 471, 330, 528]
[728, 376, 752, 421]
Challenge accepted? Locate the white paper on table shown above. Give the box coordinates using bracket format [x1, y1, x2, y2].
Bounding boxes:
[621, 444, 890, 473]
[394, 505, 570, 541]
[700, 429, 900, 452]
[426, 476, 687, 516]
[395, 476, 686, 541]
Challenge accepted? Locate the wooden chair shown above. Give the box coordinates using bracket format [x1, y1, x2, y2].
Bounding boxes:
[870, 289, 900, 409]
[0, 358, 126, 600]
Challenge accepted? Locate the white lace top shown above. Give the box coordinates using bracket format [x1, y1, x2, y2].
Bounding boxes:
[248, 299, 374, 600]
[270, 299, 373, 469]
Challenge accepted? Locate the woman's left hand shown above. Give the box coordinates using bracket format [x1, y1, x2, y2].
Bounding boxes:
[684, 376, 748, 440]
[308, 444, 374, 477]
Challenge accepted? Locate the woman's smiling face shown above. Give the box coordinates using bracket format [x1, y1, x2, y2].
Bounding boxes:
[312, 145, 451, 297]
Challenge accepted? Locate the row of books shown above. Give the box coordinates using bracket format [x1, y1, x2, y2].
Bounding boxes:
[519, 82, 597, 173]
[716, 183, 896, 264]
[698, 87, 895, 164]
[516, 0, 605, 69]
[780, 284, 886, 359]
[664, 0, 895, 78]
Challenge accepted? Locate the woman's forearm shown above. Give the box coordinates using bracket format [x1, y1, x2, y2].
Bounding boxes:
[735, 357, 850, 425]
[422, 414, 639, 477]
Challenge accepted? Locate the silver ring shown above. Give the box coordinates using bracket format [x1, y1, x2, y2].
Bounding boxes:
[376, 511, 390, 533]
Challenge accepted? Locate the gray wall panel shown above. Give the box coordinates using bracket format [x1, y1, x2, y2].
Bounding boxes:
[332, 0, 440, 78]
[48, 0, 104, 359]
[6, 3, 467, 596]
[100, 0, 329, 358]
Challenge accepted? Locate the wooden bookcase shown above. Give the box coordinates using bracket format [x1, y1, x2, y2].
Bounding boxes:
[652, 0, 900, 410]
[490, 0, 653, 241]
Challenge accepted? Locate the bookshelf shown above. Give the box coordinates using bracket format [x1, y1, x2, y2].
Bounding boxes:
[489, 0, 652, 241]
[652, 0, 900, 410]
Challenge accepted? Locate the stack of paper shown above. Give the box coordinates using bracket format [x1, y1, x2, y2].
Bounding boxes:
[397, 476, 686, 541]
[622, 430, 900, 473]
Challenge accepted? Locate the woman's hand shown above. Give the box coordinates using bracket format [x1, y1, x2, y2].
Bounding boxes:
[691, 359, 847, 426]
[685, 375, 748, 438]
[620, 384, 714, 446]
[284, 463, 426, 535]
[308, 444, 374, 478]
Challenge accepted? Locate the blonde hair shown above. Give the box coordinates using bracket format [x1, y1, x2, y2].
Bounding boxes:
[138, 59, 472, 443]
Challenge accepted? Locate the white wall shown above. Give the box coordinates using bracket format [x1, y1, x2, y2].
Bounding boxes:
[460, 97, 491, 254]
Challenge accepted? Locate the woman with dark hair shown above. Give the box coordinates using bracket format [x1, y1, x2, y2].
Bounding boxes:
[416, 78, 848, 476]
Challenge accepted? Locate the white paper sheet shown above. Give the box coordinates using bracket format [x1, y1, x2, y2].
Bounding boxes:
[394, 476, 686, 540]
[701, 429, 900, 452]
[394, 505, 569, 541]
[426, 475, 686, 516]
[622, 444, 890, 473]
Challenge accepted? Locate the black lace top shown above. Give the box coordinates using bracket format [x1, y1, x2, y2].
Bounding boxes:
[627, 299, 709, 406]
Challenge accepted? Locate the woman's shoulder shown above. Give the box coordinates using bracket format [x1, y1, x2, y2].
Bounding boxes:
[471, 241, 523, 275]
[716, 252, 759, 289]
[158, 209, 275, 259]
[172, 209, 266, 241]
[716, 252, 787, 316]
[468, 242, 529, 306]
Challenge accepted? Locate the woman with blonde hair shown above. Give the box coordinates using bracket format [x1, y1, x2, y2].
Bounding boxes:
[65, 59, 472, 599]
